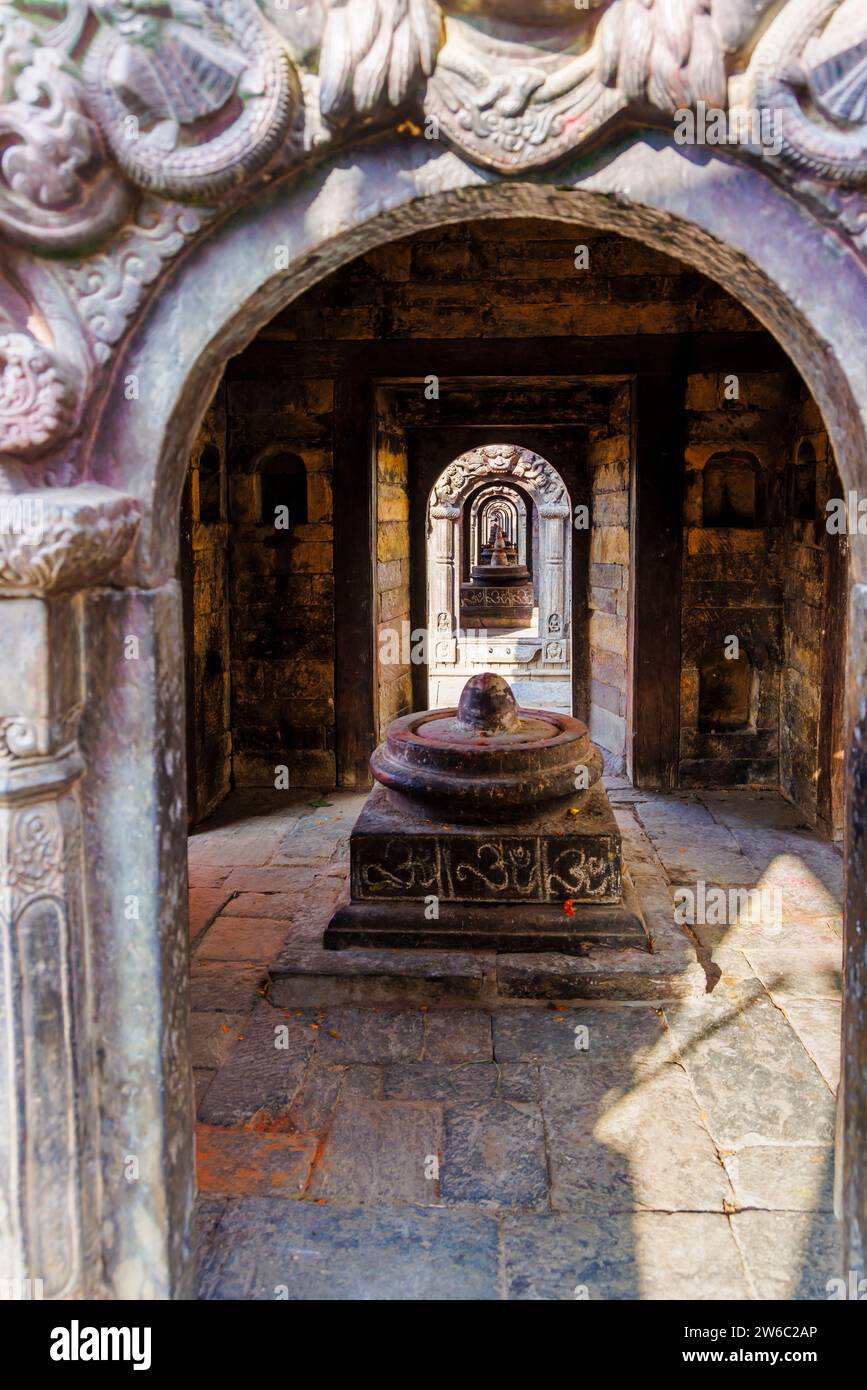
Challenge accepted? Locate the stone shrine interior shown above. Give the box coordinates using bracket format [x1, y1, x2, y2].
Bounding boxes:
[185, 222, 846, 1278]
[183, 218, 846, 844]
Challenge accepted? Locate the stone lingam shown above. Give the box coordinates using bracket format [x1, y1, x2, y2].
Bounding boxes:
[459, 525, 534, 629]
[325, 674, 646, 953]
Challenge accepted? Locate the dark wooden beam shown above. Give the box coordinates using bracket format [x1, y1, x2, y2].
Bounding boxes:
[817, 531, 848, 837]
[230, 333, 788, 382]
[631, 369, 688, 789]
[333, 377, 376, 789]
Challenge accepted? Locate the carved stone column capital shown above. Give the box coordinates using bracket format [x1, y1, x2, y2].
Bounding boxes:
[0, 486, 140, 597]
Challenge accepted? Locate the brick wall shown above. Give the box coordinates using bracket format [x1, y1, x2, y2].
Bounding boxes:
[781, 390, 837, 821]
[376, 402, 413, 739]
[225, 374, 335, 788]
[679, 372, 788, 787]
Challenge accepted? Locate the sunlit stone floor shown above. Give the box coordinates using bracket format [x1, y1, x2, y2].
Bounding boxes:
[189, 784, 842, 1301]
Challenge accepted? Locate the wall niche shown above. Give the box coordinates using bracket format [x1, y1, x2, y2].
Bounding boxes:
[788, 439, 817, 522]
[702, 450, 763, 528]
[698, 648, 755, 732]
[260, 450, 309, 528]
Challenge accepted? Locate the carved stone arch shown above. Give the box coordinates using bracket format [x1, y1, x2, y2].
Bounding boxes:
[7, 115, 867, 1295]
[91, 135, 867, 590]
[426, 443, 571, 662]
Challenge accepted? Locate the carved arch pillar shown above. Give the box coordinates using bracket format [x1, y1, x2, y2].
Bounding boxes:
[429, 503, 462, 650]
[537, 502, 572, 666]
[0, 488, 136, 1298]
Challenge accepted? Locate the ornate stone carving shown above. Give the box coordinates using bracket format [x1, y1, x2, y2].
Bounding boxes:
[749, 0, 867, 184]
[61, 197, 204, 365]
[319, 0, 442, 121]
[434, 443, 568, 509]
[83, 0, 299, 200]
[423, 0, 763, 174]
[0, 330, 77, 458]
[0, 2, 131, 251]
[0, 485, 140, 594]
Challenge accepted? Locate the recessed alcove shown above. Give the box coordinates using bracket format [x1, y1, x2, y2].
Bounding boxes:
[788, 439, 818, 522]
[259, 450, 309, 528]
[702, 450, 763, 528]
[698, 648, 755, 732]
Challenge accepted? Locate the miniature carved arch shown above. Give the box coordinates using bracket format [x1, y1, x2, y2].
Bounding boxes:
[427, 444, 571, 661]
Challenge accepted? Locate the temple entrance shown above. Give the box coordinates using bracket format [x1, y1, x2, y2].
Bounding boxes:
[180, 216, 848, 1297]
[425, 445, 573, 715]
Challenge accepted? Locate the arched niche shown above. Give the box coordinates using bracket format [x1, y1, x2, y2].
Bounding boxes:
[702, 450, 764, 528]
[698, 646, 758, 732]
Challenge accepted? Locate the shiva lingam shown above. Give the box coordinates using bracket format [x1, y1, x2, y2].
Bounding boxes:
[325, 673, 646, 953]
[459, 525, 533, 630]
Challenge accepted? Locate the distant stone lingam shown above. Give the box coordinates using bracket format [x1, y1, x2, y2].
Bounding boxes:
[325, 674, 647, 953]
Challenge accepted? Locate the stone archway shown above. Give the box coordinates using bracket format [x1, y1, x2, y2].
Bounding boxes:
[427, 443, 572, 702]
[2, 0, 867, 1299]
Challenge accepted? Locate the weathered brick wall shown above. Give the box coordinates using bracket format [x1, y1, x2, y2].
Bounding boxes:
[275, 220, 758, 342]
[588, 383, 631, 772]
[781, 391, 836, 821]
[376, 403, 413, 739]
[184, 388, 231, 821]
[680, 372, 788, 786]
[225, 374, 335, 788]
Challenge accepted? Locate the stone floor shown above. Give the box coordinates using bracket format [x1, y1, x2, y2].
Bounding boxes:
[189, 783, 843, 1300]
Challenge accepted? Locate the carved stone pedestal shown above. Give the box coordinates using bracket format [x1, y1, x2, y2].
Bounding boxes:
[325, 782, 645, 952]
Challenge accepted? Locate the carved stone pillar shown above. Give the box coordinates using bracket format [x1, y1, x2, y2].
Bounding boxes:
[429, 504, 461, 663]
[0, 487, 142, 1299]
[538, 503, 570, 665]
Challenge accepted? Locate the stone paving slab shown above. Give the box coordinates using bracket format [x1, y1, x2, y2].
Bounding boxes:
[383, 1061, 538, 1103]
[501, 1211, 751, 1300]
[492, 1005, 666, 1067]
[722, 1145, 835, 1213]
[741, 938, 842, 1002]
[441, 1100, 548, 1209]
[197, 1199, 501, 1300]
[222, 865, 320, 893]
[188, 866, 231, 889]
[190, 1011, 249, 1069]
[188, 832, 286, 867]
[731, 1211, 843, 1299]
[194, 1068, 215, 1114]
[307, 1096, 442, 1205]
[196, 916, 290, 963]
[663, 988, 836, 1148]
[777, 999, 842, 1092]
[423, 1009, 492, 1062]
[189, 962, 269, 1014]
[540, 1059, 733, 1215]
[189, 887, 234, 942]
[314, 1006, 425, 1063]
[196, 1125, 317, 1198]
[197, 1005, 317, 1126]
[220, 892, 296, 920]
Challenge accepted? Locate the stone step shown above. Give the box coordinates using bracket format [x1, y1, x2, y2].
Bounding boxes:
[496, 948, 706, 1001]
[269, 948, 491, 1006]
